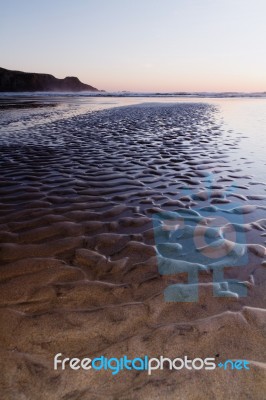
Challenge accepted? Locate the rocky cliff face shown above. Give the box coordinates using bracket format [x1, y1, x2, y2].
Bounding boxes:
[0, 67, 99, 92]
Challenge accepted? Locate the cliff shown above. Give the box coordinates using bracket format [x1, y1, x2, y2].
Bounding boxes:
[0, 67, 99, 92]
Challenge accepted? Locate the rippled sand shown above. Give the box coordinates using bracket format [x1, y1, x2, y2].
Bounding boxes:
[0, 102, 266, 399]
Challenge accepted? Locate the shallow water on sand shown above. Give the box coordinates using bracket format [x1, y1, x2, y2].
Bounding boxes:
[0, 96, 266, 399]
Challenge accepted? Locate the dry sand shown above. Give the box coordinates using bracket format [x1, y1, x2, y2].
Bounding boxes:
[0, 103, 266, 399]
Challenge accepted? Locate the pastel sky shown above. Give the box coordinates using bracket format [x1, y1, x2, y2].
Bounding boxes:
[1, 0, 266, 92]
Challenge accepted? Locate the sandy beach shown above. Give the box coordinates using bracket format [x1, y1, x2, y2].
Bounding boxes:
[0, 99, 266, 399]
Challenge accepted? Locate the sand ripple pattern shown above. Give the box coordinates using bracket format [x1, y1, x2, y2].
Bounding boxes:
[0, 103, 266, 399]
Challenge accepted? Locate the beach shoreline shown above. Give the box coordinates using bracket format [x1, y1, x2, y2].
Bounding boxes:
[0, 100, 266, 399]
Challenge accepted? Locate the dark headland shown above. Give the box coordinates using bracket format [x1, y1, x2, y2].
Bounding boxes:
[0, 67, 100, 92]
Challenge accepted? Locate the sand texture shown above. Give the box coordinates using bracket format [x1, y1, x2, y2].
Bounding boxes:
[0, 103, 266, 399]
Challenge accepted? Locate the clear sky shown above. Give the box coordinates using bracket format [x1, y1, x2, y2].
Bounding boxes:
[1, 0, 266, 92]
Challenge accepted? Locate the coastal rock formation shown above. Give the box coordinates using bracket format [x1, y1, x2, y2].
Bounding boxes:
[0, 67, 99, 92]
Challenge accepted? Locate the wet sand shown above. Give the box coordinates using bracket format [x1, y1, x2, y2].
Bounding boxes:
[0, 102, 266, 399]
